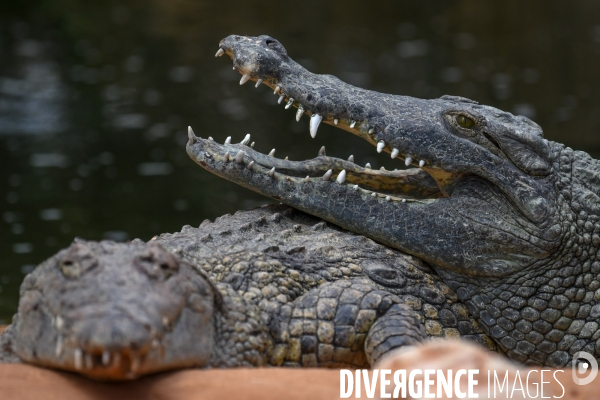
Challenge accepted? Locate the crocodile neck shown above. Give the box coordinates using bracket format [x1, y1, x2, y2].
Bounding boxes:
[437, 142, 600, 366]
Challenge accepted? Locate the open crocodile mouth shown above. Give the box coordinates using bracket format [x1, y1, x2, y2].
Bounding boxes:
[186, 38, 448, 204]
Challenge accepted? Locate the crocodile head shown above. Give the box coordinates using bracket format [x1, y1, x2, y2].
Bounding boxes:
[188, 34, 566, 279]
[13, 240, 219, 380]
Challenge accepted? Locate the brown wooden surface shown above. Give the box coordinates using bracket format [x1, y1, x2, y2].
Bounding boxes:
[0, 364, 341, 400]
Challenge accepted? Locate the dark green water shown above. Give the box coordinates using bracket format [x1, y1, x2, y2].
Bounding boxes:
[1, 0, 600, 323]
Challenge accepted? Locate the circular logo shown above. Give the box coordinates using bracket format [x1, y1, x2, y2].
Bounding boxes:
[572, 351, 598, 386]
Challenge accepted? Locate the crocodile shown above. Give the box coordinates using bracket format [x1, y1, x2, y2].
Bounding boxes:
[186, 34, 600, 368]
[0, 205, 493, 380]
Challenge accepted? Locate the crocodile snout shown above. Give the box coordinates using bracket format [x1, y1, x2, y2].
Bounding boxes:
[217, 34, 291, 86]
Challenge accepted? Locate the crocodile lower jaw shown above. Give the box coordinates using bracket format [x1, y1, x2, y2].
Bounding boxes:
[187, 127, 444, 202]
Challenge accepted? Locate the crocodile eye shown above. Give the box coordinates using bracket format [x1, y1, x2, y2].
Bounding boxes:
[373, 269, 397, 280]
[58, 243, 98, 278]
[456, 115, 475, 129]
[60, 259, 81, 279]
[361, 260, 406, 288]
[136, 246, 180, 280]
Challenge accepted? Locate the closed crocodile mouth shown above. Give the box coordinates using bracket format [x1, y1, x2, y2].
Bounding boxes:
[41, 311, 169, 380]
[65, 347, 148, 380]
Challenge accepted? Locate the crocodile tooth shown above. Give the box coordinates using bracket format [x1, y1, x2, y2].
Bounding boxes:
[74, 349, 83, 370]
[55, 315, 64, 330]
[239, 74, 251, 85]
[268, 167, 275, 177]
[419, 160, 425, 167]
[215, 48, 224, 57]
[232, 66, 236, 70]
[380, 166, 386, 171]
[268, 149, 276, 157]
[285, 98, 294, 109]
[284, 156, 289, 160]
[350, 120, 356, 128]
[55, 335, 63, 357]
[368, 128, 375, 134]
[304, 176, 310, 182]
[247, 161, 255, 170]
[377, 140, 385, 153]
[255, 79, 263, 88]
[250, 142, 255, 148]
[348, 155, 354, 162]
[274, 85, 281, 94]
[296, 105, 304, 122]
[102, 351, 111, 366]
[309, 114, 322, 138]
[336, 169, 347, 184]
[224, 136, 231, 145]
[334, 119, 339, 125]
[402, 198, 407, 203]
[391, 148, 400, 159]
[405, 156, 413, 166]
[385, 196, 391, 202]
[224, 153, 230, 162]
[353, 184, 359, 191]
[278, 94, 285, 104]
[241, 133, 251, 145]
[131, 356, 141, 373]
[85, 353, 93, 369]
[365, 163, 371, 169]
[235, 150, 244, 163]
[318, 146, 326, 157]
[187, 126, 197, 144]
[208, 136, 214, 141]
[322, 169, 333, 181]
[371, 192, 376, 197]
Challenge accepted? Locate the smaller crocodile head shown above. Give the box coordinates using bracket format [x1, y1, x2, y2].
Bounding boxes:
[13, 240, 220, 380]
